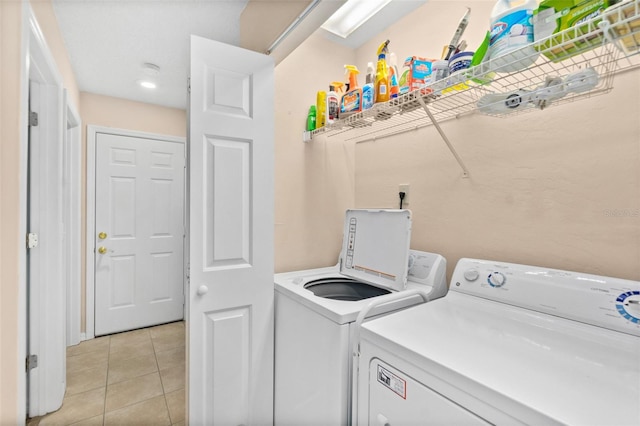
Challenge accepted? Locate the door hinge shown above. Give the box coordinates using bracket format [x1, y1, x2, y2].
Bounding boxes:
[187, 77, 191, 94]
[27, 233, 39, 249]
[29, 111, 39, 127]
[26, 354, 38, 372]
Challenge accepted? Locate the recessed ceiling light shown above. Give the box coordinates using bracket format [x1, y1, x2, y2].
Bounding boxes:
[137, 79, 157, 89]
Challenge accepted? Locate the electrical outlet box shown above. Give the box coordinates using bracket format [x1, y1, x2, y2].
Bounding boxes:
[399, 184, 410, 206]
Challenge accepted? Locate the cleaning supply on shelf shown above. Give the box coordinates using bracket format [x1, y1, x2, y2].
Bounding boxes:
[469, 31, 496, 84]
[400, 56, 435, 95]
[488, 0, 539, 73]
[389, 52, 400, 99]
[340, 65, 363, 116]
[431, 60, 450, 95]
[375, 40, 391, 103]
[448, 51, 475, 74]
[327, 83, 341, 124]
[444, 7, 472, 60]
[362, 62, 375, 109]
[432, 60, 450, 82]
[306, 105, 316, 131]
[316, 90, 327, 128]
[533, 0, 610, 62]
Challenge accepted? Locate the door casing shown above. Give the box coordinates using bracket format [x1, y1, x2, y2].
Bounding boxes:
[24, 4, 67, 418]
[85, 125, 186, 339]
[62, 90, 82, 346]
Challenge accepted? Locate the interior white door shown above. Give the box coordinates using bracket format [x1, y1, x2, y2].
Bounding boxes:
[188, 35, 274, 425]
[94, 133, 185, 336]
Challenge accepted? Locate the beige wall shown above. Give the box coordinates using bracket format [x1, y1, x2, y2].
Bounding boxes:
[79, 93, 186, 331]
[355, 1, 639, 280]
[1, 1, 23, 422]
[274, 32, 358, 272]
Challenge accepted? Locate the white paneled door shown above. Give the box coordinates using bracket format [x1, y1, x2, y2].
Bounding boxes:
[94, 133, 185, 336]
[188, 35, 274, 425]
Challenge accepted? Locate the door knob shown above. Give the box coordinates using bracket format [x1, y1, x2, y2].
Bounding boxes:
[98, 246, 107, 254]
[98, 232, 107, 239]
[197, 285, 209, 296]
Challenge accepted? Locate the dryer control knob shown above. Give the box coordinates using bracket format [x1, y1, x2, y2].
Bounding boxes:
[464, 269, 479, 281]
[488, 272, 506, 287]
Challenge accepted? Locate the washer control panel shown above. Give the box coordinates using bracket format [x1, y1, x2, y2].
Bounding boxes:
[451, 258, 640, 337]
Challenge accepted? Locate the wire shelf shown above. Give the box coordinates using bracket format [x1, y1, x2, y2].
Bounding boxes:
[307, 0, 640, 143]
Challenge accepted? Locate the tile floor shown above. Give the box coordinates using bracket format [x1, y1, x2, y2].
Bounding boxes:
[28, 321, 185, 426]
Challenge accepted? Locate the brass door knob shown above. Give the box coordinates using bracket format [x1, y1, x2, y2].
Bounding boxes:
[98, 246, 107, 254]
[98, 232, 107, 239]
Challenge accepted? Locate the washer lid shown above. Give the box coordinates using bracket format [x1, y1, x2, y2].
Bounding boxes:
[339, 209, 412, 292]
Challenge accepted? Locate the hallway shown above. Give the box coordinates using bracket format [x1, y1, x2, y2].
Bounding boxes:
[28, 321, 185, 425]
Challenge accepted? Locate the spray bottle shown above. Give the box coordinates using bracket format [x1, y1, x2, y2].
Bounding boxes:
[340, 65, 363, 115]
[389, 52, 400, 99]
[327, 82, 343, 124]
[362, 62, 375, 110]
[375, 40, 390, 104]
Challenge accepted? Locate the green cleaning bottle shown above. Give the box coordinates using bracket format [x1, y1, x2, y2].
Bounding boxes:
[306, 105, 316, 131]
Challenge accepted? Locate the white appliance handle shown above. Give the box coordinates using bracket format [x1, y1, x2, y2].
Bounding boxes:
[351, 289, 433, 426]
[352, 288, 433, 358]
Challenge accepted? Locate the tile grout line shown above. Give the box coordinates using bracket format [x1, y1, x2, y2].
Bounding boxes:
[152, 327, 174, 425]
[102, 335, 111, 426]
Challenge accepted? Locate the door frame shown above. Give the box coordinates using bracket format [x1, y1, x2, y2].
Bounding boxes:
[62, 91, 82, 346]
[85, 125, 186, 339]
[23, 4, 66, 417]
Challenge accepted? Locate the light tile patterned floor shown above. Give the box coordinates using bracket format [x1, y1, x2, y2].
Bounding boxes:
[28, 321, 185, 426]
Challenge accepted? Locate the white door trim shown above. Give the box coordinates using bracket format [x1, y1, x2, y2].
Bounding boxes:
[24, 3, 66, 417]
[63, 90, 82, 347]
[85, 126, 186, 340]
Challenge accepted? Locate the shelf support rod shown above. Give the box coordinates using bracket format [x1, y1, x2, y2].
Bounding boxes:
[417, 96, 470, 178]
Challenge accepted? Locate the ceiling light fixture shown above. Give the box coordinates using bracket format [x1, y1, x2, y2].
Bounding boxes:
[137, 80, 157, 89]
[138, 63, 160, 89]
[321, 0, 393, 39]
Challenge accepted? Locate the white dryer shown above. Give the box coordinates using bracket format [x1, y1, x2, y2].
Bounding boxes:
[274, 209, 448, 426]
[353, 258, 640, 425]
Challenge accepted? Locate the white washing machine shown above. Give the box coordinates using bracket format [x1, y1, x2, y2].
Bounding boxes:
[274, 209, 448, 426]
[353, 258, 640, 425]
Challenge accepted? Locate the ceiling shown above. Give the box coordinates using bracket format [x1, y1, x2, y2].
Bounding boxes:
[52, 0, 427, 110]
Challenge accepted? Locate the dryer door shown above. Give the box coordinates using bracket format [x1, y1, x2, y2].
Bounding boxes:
[366, 360, 490, 426]
[339, 209, 412, 293]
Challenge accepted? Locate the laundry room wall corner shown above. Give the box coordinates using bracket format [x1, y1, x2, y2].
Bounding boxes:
[274, 32, 357, 273]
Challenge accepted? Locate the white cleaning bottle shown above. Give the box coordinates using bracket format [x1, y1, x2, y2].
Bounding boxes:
[488, 0, 539, 73]
[362, 62, 375, 110]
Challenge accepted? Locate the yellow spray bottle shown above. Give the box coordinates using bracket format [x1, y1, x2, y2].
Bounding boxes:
[375, 40, 390, 104]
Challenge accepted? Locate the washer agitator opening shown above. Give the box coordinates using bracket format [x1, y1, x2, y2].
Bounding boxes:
[304, 278, 391, 301]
